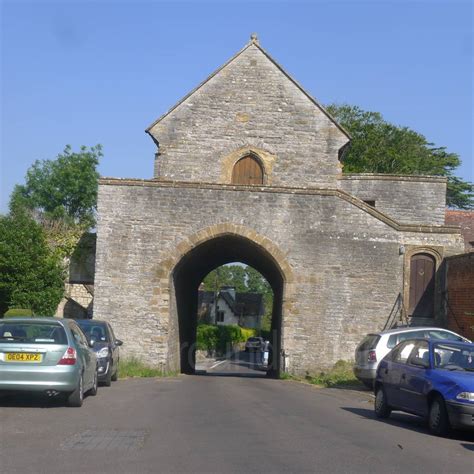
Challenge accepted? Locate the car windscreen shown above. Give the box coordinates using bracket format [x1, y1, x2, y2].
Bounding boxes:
[434, 343, 474, 371]
[358, 335, 380, 351]
[0, 321, 67, 344]
[76, 322, 109, 342]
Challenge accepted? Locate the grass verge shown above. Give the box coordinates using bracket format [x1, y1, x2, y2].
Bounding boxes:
[118, 358, 178, 379]
[281, 360, 362, 388]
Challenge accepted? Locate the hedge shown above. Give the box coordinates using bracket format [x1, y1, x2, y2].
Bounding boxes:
[3, 308, 34, 318]
[197, 324, 258, 355]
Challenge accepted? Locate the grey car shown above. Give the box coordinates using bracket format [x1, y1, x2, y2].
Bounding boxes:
[0, 317, 98, 407]
[353, 326, 469, 388]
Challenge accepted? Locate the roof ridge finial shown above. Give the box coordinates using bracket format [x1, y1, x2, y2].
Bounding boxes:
[250, 33, 259, 45]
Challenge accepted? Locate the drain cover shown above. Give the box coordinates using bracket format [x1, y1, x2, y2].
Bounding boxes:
[62, 430, 146, 450]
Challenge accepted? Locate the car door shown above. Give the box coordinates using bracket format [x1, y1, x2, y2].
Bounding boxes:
[383, 340, 417, 407]
[69, 323, 94, 389]
[398, 340, 430, 416]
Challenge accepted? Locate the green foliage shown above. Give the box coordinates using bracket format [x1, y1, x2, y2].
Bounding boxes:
[3, 308, 34, 318]
[327, 104, 473, 209]
[118, 358, 178, 378]
[196, 324, 219, 352]
[305, 360, 360, 388]
[196, 324, 253, 355]
[0, 211, 64, 316]
[10, 145, 102, 226]
[202, 265, 248, 293]
[240, 327, 258, 341]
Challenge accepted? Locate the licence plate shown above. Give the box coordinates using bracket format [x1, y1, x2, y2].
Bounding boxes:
[5, 353, 42, 363]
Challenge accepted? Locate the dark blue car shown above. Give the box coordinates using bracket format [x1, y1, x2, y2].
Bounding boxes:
[374, 338, 474, 436]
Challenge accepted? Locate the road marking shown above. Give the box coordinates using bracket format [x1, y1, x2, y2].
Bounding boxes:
[210, 359, 228, 369]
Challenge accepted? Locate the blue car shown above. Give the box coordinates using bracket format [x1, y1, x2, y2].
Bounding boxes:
[374, 338, 474, 436]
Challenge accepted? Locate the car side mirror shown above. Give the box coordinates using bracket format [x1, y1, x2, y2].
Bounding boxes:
[89, 336, 96, 348]
[411, 357, 429, 369]
[115, 339, 123, 346]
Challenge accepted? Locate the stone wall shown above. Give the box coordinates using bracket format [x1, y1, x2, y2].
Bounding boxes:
[340, 174, 447, 226]
[94, 179, 463, 374]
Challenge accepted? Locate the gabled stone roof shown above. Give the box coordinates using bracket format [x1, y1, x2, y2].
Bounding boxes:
[145, 34, 350, 141]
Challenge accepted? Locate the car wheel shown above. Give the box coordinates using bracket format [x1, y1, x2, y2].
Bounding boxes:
[429, 395, 450, 436]
[88, 371, 98, 396]
[361, 379, 374, 390]
[111, 363, 118, 382]
[103, 368, 112, 387]
[374, 386, 391, 418]
[67, 375, 84, 407]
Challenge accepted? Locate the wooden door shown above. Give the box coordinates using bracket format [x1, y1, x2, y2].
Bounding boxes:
[231, 155, 264, 185]
[408, 254, 435, 318]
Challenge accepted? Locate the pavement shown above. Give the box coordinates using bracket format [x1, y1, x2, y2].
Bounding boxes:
[0, 352, 473, 473]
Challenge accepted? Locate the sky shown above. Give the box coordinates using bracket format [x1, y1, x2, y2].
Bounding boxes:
[1, 0, 473, 213]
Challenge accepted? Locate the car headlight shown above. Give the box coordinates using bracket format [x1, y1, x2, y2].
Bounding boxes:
[456, 392, 474, 402]
[97, 347, 109, 359]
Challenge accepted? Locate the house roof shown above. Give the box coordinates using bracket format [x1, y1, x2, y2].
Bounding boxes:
[445, 210, 474, 252]
[235, 293, 264, 317]
[145, 34, 350, 141]
[197, 291, 215, 307]
[197, 289, 264, 317]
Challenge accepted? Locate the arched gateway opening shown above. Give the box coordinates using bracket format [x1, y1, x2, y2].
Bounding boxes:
[172, 234, 285, 377]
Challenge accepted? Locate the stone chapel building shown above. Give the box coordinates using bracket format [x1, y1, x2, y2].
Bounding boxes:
[94, 35, 464, 375]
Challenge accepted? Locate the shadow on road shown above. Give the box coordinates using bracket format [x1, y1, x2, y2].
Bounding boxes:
[0, 392, 67, 408]
[342, 406, 474, 443]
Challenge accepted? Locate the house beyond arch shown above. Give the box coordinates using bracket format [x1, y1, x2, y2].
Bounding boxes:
[94, 35, 464, 375]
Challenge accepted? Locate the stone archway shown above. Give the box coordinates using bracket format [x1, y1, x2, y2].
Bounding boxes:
[152, 224, 294, 375]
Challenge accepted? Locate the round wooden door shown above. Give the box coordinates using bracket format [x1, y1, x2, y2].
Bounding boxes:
[408, 253, 435, 318]
[231, 155, 264, 185]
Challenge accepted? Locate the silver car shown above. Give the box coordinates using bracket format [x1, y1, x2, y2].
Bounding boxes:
[0, 318, 98, 407]
[353, 326, 470, 388]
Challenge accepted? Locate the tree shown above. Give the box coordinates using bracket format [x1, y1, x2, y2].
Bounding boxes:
[202, 265, 248, 293]
[326, 104, 473, 209]
[0, 211, 64, 316]
[10, 145, 102, 227]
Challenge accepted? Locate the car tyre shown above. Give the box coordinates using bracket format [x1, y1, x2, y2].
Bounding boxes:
[361, 379, 374, 390]
[374, 386, 391, 418]
[428, 395, 450, 436]
[103, 368, 112, 387]
[88, 371, 98, 396]
[67, 375, 84, 407]
[111, 362, 118, 382]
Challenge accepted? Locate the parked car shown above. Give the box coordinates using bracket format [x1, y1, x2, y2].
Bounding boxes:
[245, 336, 264, 352]
[374, 338, 474, 435]
[353, 327, 469, 388]
[74, 319, 123, 386]
[0, 317, 98, 407]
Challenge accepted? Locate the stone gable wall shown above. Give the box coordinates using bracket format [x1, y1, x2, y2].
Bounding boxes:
[94, 180, 462, 374]
[148, 44, 349, 188]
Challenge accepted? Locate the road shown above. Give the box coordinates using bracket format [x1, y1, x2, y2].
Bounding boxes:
[0, 353, 473, 473]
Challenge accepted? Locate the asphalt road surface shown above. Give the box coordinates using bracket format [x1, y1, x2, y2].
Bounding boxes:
[1, 353, 473, 473]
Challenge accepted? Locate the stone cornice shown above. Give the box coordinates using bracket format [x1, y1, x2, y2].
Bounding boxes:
[98, 178, 460, 235]
[341, 173, 447, 183]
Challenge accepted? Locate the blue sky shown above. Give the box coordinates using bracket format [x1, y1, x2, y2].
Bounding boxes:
[1, 0, 472, 212]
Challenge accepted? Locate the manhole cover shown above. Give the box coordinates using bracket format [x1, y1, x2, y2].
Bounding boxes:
[62, 430, 146, 451]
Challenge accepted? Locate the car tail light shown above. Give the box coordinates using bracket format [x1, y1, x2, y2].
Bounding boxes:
[368, 350, 377, 362]
[58, 347, 77, 365]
